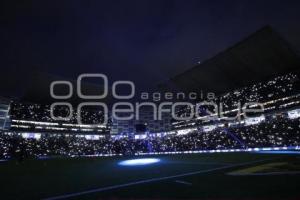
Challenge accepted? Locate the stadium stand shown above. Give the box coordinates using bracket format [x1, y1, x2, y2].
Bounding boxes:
[1, 71, 300, 159]
[1, 26, 300, 159]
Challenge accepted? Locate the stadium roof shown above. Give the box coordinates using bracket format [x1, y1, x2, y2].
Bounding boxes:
[158, 26, 300, 95]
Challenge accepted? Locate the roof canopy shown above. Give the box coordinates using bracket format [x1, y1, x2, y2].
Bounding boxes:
[159, 26, 300, 95]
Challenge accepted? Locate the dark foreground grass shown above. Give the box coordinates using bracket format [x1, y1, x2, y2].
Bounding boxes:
[0, 153, 299, 200]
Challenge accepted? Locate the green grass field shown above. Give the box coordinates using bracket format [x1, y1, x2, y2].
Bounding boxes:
[1, 152, 300, 200]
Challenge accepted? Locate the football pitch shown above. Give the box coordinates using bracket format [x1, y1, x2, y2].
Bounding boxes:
[1, 152, 300, 200]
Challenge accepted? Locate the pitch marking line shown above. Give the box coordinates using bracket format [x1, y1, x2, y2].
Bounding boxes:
[228, 171, 300, 176]
[174, 180, 193, 185]
[43, 158, 274, 200]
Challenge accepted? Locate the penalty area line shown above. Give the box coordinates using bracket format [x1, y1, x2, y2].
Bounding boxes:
[43, 158, 274, 200]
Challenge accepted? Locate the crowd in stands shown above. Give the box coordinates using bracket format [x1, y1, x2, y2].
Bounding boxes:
[0, 114, 299, 159]
[10, 103, 106, 125]
[219, 73, 298, 108]
[173, 72, 300, 129]
[0, 73, 299, 159]
[231, 115, 300, 148]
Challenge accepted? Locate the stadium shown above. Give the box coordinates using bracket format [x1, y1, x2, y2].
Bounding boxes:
[1, 1, 300, 200]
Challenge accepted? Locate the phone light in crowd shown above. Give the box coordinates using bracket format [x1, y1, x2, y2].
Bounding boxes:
[244, 115, 265, 126]
[21, 133, 41, 140]
[118, 158, 160, 166]
[287, 109, 300, 119]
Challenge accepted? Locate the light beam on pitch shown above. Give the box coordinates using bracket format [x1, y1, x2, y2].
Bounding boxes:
[118, 158, 160, 166]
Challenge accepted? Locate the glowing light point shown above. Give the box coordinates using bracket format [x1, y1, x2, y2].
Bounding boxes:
[118, 158, 160, 166]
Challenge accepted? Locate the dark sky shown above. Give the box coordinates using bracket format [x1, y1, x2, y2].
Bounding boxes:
[1, 0, 300, 97]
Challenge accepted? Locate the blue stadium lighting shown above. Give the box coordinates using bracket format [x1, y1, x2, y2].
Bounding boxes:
[38, 156, 51, 160]
[118, 158, 160, 166]
[256, 150, 300, 154]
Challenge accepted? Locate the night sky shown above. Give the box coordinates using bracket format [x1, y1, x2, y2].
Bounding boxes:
[1, 0, 300, 97]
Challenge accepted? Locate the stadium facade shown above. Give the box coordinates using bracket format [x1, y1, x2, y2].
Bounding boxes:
[110, 106, 171, 136]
